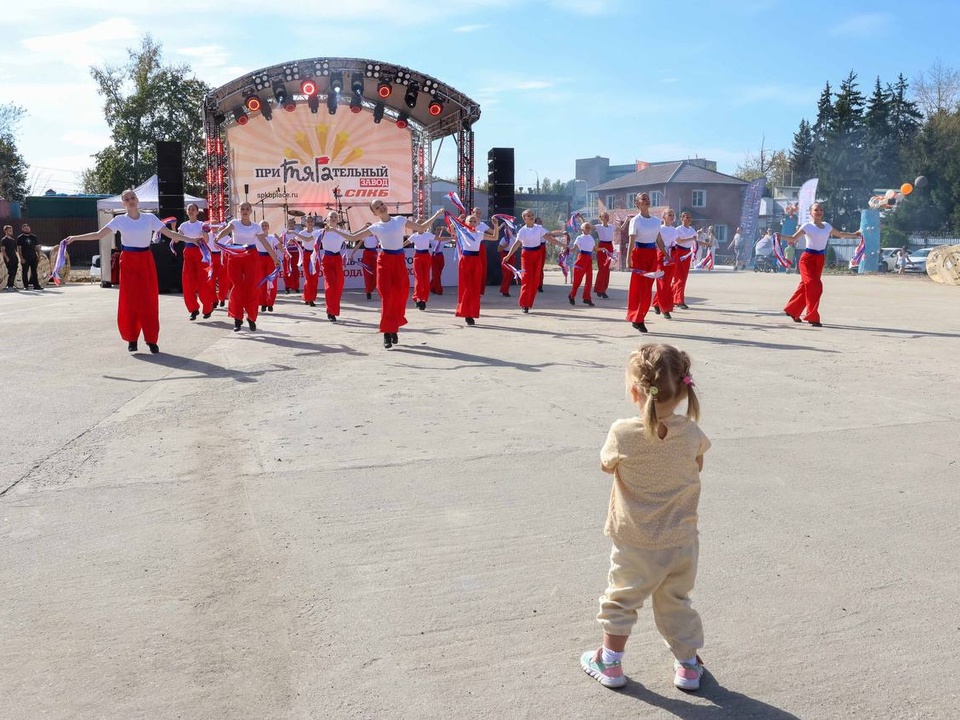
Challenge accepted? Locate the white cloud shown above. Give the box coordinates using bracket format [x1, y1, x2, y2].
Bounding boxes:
[547, 0, 623, 15]
[453, 24, 491, 33]
[21, 18, 141, 67]
[827, 12, 892, 38]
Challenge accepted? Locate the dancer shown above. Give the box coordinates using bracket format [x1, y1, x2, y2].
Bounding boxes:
[409, 224, 435, 311]
[626, 193, 668, 333]
[316, 211, 354, 322]
[297, 215, 322, 307]
[498, 229, 517, 297]
[258, 220, 281, 313]
[568, 221, 596, 306]
[594, 212, 616, 299]
[358, 221, 380, 300]
[454, 214, 501, 325]
[214, 202, 280, 332]
[652, 209, 677, 319]
[671, 212, 697, 309]
[282, 218, 301, 294]
[205, 221, 230, 308]
[179, 203, 216, 321]
[503, 210, 566, 313]
[65, 189, 193, 353]
[580, 343, 710, 691]
[471, 206, 491, 296]
[430, 226, 447, 296]
[349, 200, 443, 349]
[781, 202, 861, 327]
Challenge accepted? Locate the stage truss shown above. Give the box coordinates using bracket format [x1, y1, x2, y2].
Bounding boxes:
[202, 57, 480, 223]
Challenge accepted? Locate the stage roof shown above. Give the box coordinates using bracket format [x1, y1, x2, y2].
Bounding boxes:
[204, 57, 481, 138]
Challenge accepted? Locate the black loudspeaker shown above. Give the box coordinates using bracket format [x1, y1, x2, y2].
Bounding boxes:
[156, 140, 185, 294]
[487, 147, 515, 218]
[157, 140, 186, 225]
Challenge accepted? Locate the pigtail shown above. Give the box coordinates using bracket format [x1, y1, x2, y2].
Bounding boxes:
[679, 350, 701, 423]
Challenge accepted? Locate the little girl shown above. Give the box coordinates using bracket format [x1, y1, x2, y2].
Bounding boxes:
[581, 343, 711, 691]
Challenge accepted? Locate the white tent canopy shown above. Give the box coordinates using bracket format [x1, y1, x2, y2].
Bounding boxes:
[96, 175, 207, 212]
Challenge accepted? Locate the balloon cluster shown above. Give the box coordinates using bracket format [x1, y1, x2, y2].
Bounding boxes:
[868, 175, 927, 210]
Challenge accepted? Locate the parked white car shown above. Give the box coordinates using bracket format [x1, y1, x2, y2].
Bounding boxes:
[905, 247, 934, 273]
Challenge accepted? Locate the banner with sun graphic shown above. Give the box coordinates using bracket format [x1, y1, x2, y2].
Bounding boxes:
[226, 109, 413, 225]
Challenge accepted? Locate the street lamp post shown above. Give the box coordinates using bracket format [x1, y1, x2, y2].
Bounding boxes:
[529, 169, 540, 220]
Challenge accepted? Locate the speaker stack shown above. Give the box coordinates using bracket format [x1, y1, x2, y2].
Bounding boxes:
[154, 141, 186, 293]
[486, 148, 516, 286]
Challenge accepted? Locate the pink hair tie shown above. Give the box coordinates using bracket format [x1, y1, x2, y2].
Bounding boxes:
[682, 375, 695, 386]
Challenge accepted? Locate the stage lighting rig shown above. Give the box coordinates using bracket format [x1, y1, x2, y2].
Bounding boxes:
[404, 83, 419, 109]
[351, 73, 364, 97]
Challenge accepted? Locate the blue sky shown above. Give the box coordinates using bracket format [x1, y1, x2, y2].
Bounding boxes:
[2, 0, 959, 195]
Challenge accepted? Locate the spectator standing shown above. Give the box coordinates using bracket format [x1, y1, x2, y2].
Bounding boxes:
[727, 226, 745, 271]
[2, 225, 18, 290]
[17, 223, 42, 290]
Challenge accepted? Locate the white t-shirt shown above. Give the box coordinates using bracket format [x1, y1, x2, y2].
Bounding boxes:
[409, 231, 435, 252]
[573, 233, 596, 253]
[106, 213, 165, 248]
[259, 233, 280, 254]
[430, 237, 446, 255]
[369, 216, 408, 251]
[755, 234, 775, 256]
[800, 222, 832, 252]
[476, 221, 491, 235]
[516, 224, 548, 249]
[659, 225, 678, 251]
[459, 227, 485, 253]
[629, 214, 662, 244]
[178, 220, 204, 244]
[596, 224, 615, 244]
[206, 230, 221, 253]
[675, 225, 697, 248]
[319, 229, 348, 253]
[297, 227, 322, 251]
[227, 219, 262, 247]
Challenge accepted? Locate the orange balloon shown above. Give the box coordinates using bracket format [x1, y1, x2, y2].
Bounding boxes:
[900, 182, 913, 195]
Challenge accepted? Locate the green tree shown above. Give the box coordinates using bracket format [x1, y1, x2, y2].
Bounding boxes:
[735, 144, 789, 186]
[0, 103, 28, 201]
[815, 71, 867, 229]
[789, 119, 815, 184]
[863, 77, 897, 189]
[81, 34, 210, 195]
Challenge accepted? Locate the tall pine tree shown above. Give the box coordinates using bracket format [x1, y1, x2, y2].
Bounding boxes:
[789, 119, 814, 184]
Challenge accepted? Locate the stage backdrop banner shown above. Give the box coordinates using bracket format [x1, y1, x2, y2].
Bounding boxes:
[226, 110, 413, 229]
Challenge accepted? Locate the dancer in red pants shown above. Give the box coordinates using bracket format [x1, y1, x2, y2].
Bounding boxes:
[297, 215, 322, 307]
[179, 202, 216, 321]
[626, 193, 667, 334]
[455, 214, 501, 325]
[358, 233, 379, 300]
[471, 207, 491, 296]
[652, 209, 677, 319]
[430, 230, 447, 295]
[594, 212, 616, 299]
[258, 220, 281, 313]
[671, 212, 697, 309]
[781, 202, 861, 327]
[66, 189, 192, 353]
[503, 209, 566, 313]
[350, 200, 444, 349]
[214, 202, 280, 332]
[313, 211, 359, 322]
[409, 226, 435, 311]
[568, 221, 596, 306]
[498, 232, 518, 297]
[281, 218, 301, 295]
[205, 225, 229, 308]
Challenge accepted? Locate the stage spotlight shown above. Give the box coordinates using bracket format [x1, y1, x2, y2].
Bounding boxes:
[301, 78, 317, 96]
[377, 81, 392, 98]
[329, 72, 343, 94]
[428, 99, 444, 116]
[351, 73, 364, 96]
[274, 85, 295, 112]
[244, 94, 262, 112]
[373, 102, 385, 124]
[308, 95, 320, 113]
[327, 93, 338, 115]
[396, 113, 409, 129]
[232, 106, 248, 126]
[350, 95, 362, 113]
[404, 84, 419, 109]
